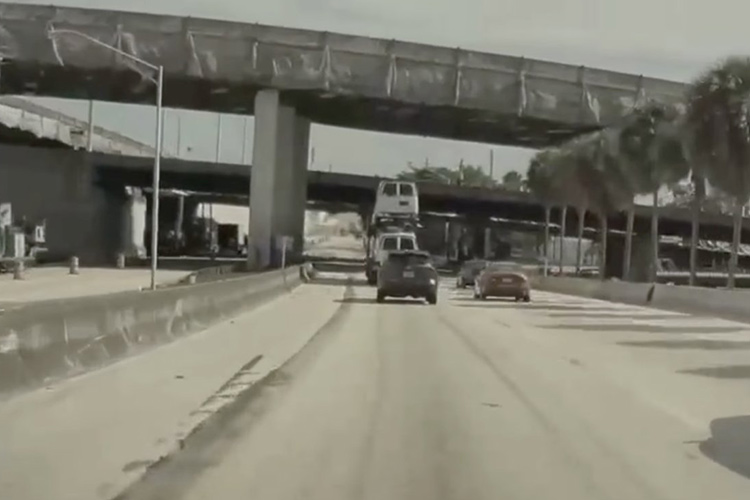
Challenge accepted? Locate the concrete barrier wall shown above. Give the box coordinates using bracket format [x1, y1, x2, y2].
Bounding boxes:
[0, 266, 301, 394]
[533, 275, 750, 323]
[179, 261, 248, 285]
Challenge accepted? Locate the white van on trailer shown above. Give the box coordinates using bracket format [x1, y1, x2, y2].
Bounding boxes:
[371, 180, 419, 223]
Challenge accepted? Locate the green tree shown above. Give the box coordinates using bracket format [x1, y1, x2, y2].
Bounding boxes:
[570, 130, 635, 279]
[501, 170, 524, 191]
[526, 150, 561, 274]
[617, 102, 690, 282]
[396, 162, 496, 188]
[396, 164, 455, 184]
[685, 57, 750, 288]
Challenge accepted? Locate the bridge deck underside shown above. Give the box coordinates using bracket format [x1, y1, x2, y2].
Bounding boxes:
[96, 165, 748, 243]
[0, 3, 686, 148]
[0, 67, 595, 147]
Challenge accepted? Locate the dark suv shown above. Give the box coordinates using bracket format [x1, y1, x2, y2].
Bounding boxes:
[376, 250, 439, 304]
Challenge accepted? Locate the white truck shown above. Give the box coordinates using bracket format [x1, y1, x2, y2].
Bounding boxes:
[364, 180, 421, 284]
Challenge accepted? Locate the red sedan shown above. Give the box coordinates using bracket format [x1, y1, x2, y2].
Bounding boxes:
[473, 262, 531, 302]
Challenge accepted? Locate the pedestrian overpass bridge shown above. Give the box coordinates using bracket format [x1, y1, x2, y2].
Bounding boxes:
[0, 2, 685, 148]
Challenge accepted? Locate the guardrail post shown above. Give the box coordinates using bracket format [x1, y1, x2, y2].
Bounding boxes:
[116, 252, 126, 269]
[69, 256, 79, 275]
[13, 260, 24, 280]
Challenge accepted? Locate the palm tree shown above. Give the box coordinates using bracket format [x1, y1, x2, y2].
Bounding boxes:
[685, 57, 750, 289]
[618, 102, 690, 282]
[550, 141, 596, 275]
[526, 150, 560, 275]
[574, 130, 635, 279]
[689, 172, 706, 286]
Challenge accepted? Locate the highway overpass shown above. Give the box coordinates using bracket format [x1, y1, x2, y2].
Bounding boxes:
[0, 2, 690, 266]
[91, 151, 749, 243]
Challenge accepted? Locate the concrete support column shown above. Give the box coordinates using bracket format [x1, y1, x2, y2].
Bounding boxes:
[630, 233, 656, 282]
[483, 226, 492, 259]
[290, 116, 310, 257]
[175, 194, 185, 241]
[122, 187, 146, 258]
[249, 90, 309, 268]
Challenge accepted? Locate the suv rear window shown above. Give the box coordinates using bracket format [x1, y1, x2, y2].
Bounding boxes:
[381, 237, 398, 250]
[400, 238, 416, 250]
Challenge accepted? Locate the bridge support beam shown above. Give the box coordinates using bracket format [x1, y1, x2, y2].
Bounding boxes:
[249, 90, 309, 268]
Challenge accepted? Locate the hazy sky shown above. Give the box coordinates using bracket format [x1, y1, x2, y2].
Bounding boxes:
[18, 0, 750, 179]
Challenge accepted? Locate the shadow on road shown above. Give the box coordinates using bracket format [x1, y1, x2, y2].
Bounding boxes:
[548, 312, 682, 321]
[311, 277, 370, 288]
[540, 323, 745, 334]
[618, 340, 750, 350]
[454, 303, 622, 313]
[335, 297, 427, 305]
[452, 297, 518, 303]
[695, 415, 750, 480]
[678, 365, 750, 379]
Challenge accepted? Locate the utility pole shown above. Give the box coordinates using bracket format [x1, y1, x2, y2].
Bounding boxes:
[176, 114, 182, 158]
[489, 149, 494, 180]
[86, 100, 94, 152]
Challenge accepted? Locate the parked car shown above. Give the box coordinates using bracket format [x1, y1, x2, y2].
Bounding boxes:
[474, 261, 531, 302]
[377, 250, 438, 304]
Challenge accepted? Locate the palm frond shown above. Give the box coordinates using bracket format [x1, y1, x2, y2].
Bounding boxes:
[686, 56, 750, 201]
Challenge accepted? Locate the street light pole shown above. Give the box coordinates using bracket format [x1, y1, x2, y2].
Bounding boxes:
[150, 66, 164, 290]
[47, 27, 164, 290]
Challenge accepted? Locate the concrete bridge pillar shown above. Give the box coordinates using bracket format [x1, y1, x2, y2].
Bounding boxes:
[629, 233, 656, 282]
[290, 115, 310, 258]
[121, 187, 146, 258]
[604, 231, 655, 282]
[249, 90, 309, 268]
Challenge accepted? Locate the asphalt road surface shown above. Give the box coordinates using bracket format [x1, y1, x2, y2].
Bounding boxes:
[117, 278, 750, 500]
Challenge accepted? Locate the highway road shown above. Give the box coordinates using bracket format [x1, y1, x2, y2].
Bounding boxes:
[108, 278, 750, 500]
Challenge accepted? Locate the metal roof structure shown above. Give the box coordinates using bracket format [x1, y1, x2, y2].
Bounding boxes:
[0, 95, 167, 157]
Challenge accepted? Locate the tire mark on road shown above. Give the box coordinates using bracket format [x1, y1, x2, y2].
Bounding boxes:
[436, 310, 652, 500]
[114, 280, 355, 500]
